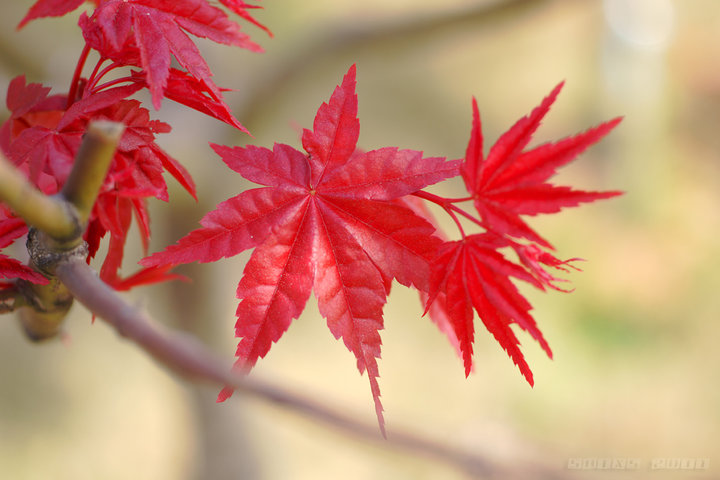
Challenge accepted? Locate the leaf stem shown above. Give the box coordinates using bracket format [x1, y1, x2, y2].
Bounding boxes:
[87, 61, 133, 95]
[440, 195, 474, 203]
[446, 207, 466, 238]
[411, 190, 449, 206]
[413, 191, 485, 237]
[84, 57, 109, 95]
[67, 43, 92, 109]
[447, 203, 485, 230]
[92, 75, 138, 94]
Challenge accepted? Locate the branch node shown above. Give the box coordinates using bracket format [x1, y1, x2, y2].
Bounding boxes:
[26, 227, 89, 276]
[15, 228, 89, 341]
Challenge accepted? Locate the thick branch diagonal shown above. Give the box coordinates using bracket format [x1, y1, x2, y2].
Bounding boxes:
[54, 256, 576, 479]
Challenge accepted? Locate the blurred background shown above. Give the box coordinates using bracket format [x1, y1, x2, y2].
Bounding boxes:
[1, 0, 718, 478]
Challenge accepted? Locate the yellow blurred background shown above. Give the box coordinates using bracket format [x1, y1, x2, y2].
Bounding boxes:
[1, 0, 718, 478]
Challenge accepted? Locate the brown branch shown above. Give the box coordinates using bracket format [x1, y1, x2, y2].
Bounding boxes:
[0, 5, 574, 471]
[15, 232, 87, 340]
[54, 256, 576, 479]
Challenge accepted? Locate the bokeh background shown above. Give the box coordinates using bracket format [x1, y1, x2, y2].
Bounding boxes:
[1, 0, 718, 478]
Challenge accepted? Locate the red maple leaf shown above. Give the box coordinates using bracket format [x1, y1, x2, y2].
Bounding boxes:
[16, 0, 94, 29]
[422, 85, 621, 385]
[462, 84, 622, 248]
[219, 0, 271, 37]
[80, 0, 262, 109]
[142, 68, 248, 132]
[427, 233, 551, 383]
[142, 65, 460, 433]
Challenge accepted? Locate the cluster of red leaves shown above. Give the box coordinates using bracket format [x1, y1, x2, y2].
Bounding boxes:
[2, 0, 621, 433]
[425, 90, 623, 383]
[143, 65, 621, 431]
[1, 0, 267, 288]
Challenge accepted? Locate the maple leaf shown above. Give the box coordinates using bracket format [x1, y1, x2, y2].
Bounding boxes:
[80, 0, 262, 109]
[17, 0, 91, 29]
[108, 264, 188, 291]
[461, 85, 622, 248]
[129, 68, 248, 132]
[143, 65, 460, 432]
[3, 75, 52, 121]
[422, 85, 621, 385]
[427, 233, 552, 383]
[218, 0, 272, 37]
[511, 241, 583, 292]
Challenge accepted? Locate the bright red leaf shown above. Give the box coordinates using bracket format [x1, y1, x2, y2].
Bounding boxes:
[422, 85, 621, 386]
[219, 0, 272, 37]
[461, 86, 622, 248]
[150, 68, 247, 132]
[427, 233, 552, 383]
[143, 65, 460, 432]
[17, 0, 89, 29]
[80, 0, 262, 109]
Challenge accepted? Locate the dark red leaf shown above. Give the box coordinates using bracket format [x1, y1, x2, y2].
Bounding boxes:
[98, 196, 132, 284]
[0, 217, 27, 249]
[301, 64, 359, 185]
[58, 84, 144, 131]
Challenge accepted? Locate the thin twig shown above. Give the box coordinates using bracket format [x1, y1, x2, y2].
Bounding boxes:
[60, 120, 124, 228]
[54, 256, 578, 479]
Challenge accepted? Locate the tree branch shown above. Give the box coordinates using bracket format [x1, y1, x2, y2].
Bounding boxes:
[0, 120, 123, 247]
[60, 120, 124, 231]
[53, 256, 577, 479]
[0, 153, 76, 241]
[0, 120, 124, 340]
